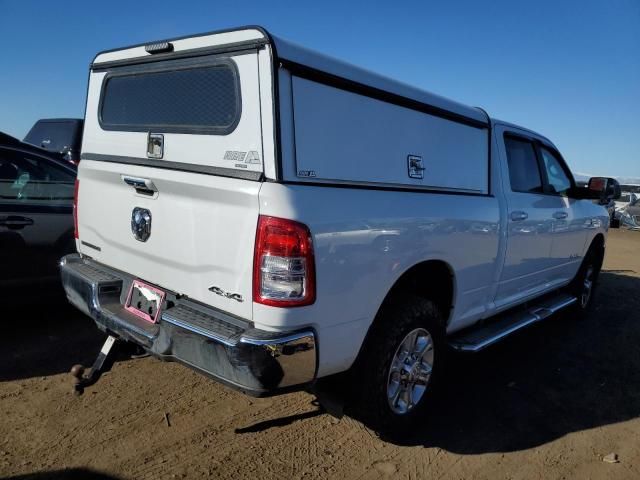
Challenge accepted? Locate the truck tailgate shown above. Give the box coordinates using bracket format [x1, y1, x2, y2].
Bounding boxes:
[76, 159, 260, 320]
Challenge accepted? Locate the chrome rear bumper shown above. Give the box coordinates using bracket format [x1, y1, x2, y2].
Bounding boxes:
[60, 254, 316, 396]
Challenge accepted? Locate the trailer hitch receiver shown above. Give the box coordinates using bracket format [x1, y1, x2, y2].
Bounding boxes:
[70, 335, 118, 395]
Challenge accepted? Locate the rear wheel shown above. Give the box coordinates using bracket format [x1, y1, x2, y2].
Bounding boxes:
[352, 295, 444, 436]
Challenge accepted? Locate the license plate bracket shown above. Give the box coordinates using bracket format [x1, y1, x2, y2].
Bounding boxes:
[125, 280, 165, 324]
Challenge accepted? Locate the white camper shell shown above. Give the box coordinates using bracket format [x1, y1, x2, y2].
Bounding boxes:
[86, 26, 490, 189]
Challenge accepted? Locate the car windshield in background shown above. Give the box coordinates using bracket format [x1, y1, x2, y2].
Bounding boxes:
[99, 61, 241, 134]
[0, 149, 75, 202]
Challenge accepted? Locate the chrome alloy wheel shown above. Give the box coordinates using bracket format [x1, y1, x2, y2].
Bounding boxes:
[386, 328, 434, 415]
[580, 265, 595, 308]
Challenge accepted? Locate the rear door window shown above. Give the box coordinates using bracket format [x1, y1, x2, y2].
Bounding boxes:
[99, 60, 241, 134]
[0, 149, 75, 204]
[504, 136, 543, 193]
[24, 121, 82, 152]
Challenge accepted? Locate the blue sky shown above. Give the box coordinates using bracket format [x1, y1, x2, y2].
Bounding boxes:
[1, 0, 638, 177]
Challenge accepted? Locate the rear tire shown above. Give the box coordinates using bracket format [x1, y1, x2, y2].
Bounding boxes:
[351, 295, 444, 437]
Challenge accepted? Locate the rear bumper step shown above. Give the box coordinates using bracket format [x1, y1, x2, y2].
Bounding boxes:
[59, 254, 317, 396]
[448, 293, 577, 352]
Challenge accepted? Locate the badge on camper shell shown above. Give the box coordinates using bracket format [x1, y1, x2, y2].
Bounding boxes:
[147, 133, 164, 159]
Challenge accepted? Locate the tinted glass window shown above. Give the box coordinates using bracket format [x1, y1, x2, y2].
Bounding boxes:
[100, 63, 240, 133]
[540, 147, 572, 194]
[24, 120, 83, 152]
[0, 149, 75, 203]
[504, 137, 543, 193]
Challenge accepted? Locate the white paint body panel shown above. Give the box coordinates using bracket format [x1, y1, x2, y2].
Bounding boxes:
[255, 182, 501, 376]
[291, 77, 488, 193]
[79, 27, 610, 379]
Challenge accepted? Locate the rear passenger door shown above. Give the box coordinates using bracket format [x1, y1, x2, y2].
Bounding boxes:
[495, 129, 556, 308]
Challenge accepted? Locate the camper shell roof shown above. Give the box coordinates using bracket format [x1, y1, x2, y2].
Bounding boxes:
[91, 26, 489, 130]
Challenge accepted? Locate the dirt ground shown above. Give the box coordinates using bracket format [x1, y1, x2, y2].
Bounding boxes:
[2, 229, 640, 480]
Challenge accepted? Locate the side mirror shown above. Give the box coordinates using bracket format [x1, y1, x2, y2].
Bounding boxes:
[587, 177, 621, 203]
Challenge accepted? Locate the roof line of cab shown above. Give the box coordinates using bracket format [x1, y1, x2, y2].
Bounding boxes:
[492, 118, 555, 148]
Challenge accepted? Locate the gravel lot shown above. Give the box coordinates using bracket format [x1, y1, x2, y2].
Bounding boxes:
[2, 229, 640, 480]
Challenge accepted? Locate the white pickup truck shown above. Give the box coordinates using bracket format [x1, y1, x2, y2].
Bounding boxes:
[61, 26, 619, 434]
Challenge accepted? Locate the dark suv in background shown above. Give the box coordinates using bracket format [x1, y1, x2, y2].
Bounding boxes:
[24, 118, 83, 165]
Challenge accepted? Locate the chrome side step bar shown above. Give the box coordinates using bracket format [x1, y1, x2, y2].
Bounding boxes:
[448, 293, 577, 352]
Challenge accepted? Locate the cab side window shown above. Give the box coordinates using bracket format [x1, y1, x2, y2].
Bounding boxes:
[504, 136, 543, 193]
[540, 147, 572, 195]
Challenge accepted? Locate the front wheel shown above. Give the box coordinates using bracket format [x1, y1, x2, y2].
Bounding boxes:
[351, 295, 444, 436]
[569, 246, 602, 316]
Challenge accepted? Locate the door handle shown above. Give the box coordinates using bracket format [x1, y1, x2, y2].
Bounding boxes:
[0, 215, 34, 229]
[122, 176, 158, 195]
[553, 211, 568, 220]
[510, 211, 528, 222]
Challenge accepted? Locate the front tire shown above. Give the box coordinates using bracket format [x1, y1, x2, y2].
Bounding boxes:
[352, 295, 444, 436]
[569, 245, 602, 316]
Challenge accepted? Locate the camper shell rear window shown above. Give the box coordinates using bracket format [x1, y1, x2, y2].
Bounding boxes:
[99, 59, 241, 135]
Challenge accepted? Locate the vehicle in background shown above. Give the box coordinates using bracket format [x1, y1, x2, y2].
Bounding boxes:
[605, 198, 618, 227]
[603, 179, 621, 227]
[0, 132, 77, 297]
[616, 186, 640, 210]
[616, 192, 640, 230]
[615, 191, 632, 211]
[24, 118, 84, 165]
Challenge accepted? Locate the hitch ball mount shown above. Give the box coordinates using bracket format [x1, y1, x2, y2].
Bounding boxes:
[69, 335, 118, 396]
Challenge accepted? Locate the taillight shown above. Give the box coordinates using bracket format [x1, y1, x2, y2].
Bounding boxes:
[73, 179, 79, 239]
[253, 215, 316, 307]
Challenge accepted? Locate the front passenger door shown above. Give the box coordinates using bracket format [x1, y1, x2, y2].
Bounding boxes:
[537, 145, 587, 283]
